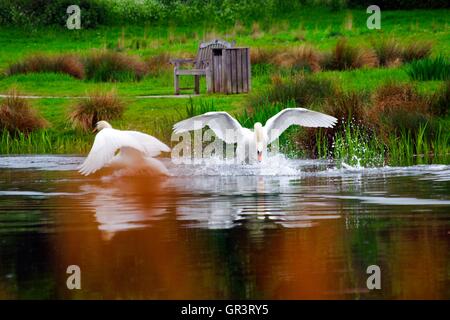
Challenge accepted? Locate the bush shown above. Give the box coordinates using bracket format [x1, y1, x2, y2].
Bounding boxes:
[324, 90, 369, 125]
[6, 53, 84, 79]
[0, 0, 108, 28]
[370, 83, 431, 137]
[145, 52, 171, 77]
[250, 47, 279, 65]
[299, 90, 370, 157]
[83, 50, 148, 82]
[273, 45, 321, 73]
[402, 41, 433, 63]
[247, 73, 335, 108]
[407, 56, 450, 81]
[347, 0, 449, 9]
[70, 90, 125, 131]
[372, 38, 403, 67]
[0, 88, 47, 135]
[324, 38, 378, 70]
[430, 81, 450, 116]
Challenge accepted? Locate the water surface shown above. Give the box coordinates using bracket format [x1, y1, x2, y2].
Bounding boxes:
[0, 155, 449, 299]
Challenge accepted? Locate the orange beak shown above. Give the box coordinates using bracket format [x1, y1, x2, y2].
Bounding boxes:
[257, 151, 263, 162]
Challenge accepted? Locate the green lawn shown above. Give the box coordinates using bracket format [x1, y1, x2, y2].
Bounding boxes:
[0, 7, 448, 157]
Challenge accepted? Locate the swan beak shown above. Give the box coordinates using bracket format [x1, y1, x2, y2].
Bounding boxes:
[92, 127, 98, 133]
[257, 151, 263, 162]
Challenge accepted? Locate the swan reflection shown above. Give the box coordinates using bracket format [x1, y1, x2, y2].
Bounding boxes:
[79, 174, 170, 240]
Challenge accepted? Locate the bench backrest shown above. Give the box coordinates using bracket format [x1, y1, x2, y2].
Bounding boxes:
[195, 39, 235, 69]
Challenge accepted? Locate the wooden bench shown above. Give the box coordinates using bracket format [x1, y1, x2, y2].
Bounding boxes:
[170, 39, 235, 95]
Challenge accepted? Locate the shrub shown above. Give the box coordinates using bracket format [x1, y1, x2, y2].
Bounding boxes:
[83, 50, 148, 82]
[250, 47, 279, 65]
[247, 73, 335, 109]
[347, 0, 449, 9]
[145, 52, 172, 76]
[273, 45, 321, 73]
[70, 90, 125, 131]
[251, 22, 264, 39]
[407, 56, 450, 81]
[0, 0, 108, 28]
[372, 38, 403, 67]
[402, 41, 433, 63]
[324, 90, 369, 125]
[430, 81, 450, 116]
[0, 88, 47, 135]
[325, 38, 378, 70]
[370, 83, 431, 137]
[6, 53, 84, 79]
[299, 90, 370, 157]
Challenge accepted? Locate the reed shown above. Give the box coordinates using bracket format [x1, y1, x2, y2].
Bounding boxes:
[0, 129, 92, 155]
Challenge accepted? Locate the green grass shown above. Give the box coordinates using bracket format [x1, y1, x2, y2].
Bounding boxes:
[388, 123, 449, 166]
[0, 96, 242, 154]
[407, 56, 450, 81]
[0, 7, 448, 166]
[331, 122, 386, 168]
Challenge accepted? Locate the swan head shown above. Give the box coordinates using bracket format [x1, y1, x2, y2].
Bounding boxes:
[254, 122, 264, 162]
[94, 120, 112, 132]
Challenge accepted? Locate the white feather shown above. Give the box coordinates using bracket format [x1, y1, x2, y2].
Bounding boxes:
[173, 111, 245, 143]
[264, 108, 337, 143]
[172, 108, 337, 163]
[78, 126, 170, 176]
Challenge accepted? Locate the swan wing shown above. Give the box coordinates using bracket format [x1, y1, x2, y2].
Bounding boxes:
[173, 112, 243, 143]
[125, 131, 171, 157]
[264, 108, 337, 143]
[78, 128, 145, 176]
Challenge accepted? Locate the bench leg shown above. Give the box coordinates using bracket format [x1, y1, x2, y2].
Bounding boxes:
[194, 75, 200, 95]
[174, 69, 180, 95]
[205, 67, 212, 93]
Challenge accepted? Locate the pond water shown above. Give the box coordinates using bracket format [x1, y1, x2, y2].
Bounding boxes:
[0, 155, 449, 299]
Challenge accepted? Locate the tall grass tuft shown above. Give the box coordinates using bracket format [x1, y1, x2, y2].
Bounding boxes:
[273, 45, 321, 73]
[402, 41, 433, 63]
[371, 38, 403, 67]
[6, 53, 84, 79]
[332, 121, 385, 168]
[430, 81, 450, 116]
[250, 47, 279, 65]
[184, 98, 219, 118]
[0, 88, 47, 135]
[145, 52, 172, 76]
[247, 73, 334, 109]
[407, 56, 450, 81]
[324, 38, 378, 70]
[0, 129, 92, 155]
[301, 90, 369, 158]
[83, 50, 148, 82]
[370, 82, 431, 138]
[69, 90, 125, 131]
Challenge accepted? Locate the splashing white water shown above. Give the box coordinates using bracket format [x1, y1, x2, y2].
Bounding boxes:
[167, 154, 301, 176]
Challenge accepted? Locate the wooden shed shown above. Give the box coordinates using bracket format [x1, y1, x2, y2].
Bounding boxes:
[210, 47, 251, 94]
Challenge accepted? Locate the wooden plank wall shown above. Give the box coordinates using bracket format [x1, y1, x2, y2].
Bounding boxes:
[212, 48, 251, 94]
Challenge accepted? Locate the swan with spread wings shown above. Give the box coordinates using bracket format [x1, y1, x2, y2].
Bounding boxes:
[173, 108, 337, 162]
[79, 121, 171, 176]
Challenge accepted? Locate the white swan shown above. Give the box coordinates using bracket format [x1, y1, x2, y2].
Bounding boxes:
[78, 121, 171, 176]
[173, 108, 337, 162]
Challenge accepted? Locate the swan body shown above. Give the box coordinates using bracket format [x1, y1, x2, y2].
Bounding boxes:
[79, 121, 171, 176]
[173, 108, 337, 162]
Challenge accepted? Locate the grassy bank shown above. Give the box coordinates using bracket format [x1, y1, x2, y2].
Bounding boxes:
[0, 6, 448, 166]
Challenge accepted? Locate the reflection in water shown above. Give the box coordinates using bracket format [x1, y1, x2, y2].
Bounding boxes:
[0, 156, 449, 299]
